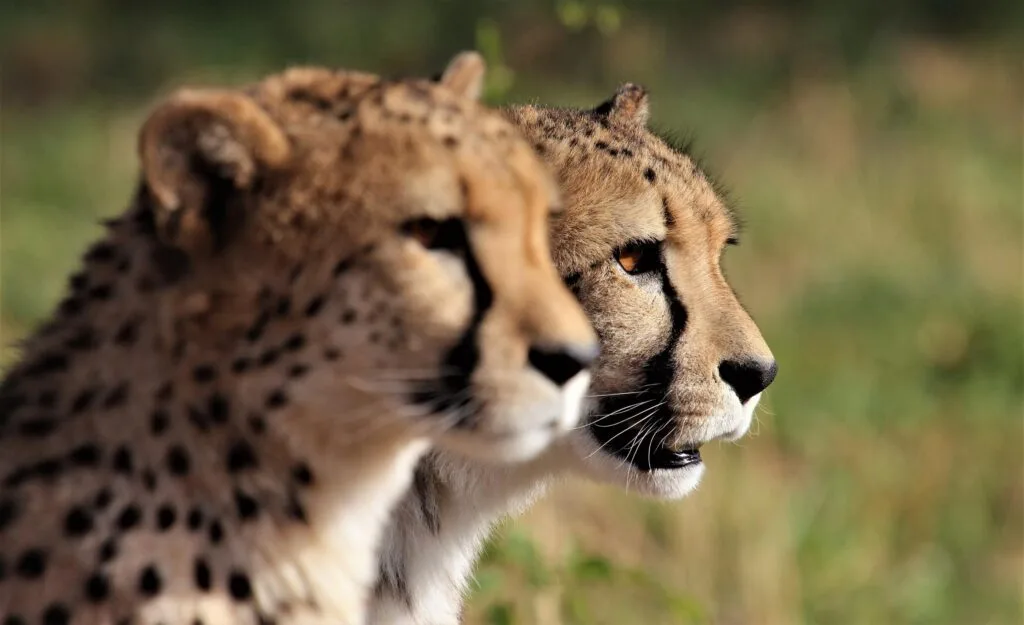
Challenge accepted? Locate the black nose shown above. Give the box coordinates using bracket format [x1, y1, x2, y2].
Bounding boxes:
[528, 342, 599, 387]
[718, 358, 778, 404]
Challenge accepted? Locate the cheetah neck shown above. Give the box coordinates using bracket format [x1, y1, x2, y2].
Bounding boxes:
[0, 216, 432, 624]
[368, 444, 577, 624]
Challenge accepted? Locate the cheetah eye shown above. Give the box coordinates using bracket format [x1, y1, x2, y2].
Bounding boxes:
[615, 240, 660, 275]
[401, 217, 465, 251]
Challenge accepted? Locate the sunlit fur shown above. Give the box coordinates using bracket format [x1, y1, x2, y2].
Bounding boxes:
[370, 84, 776, 624]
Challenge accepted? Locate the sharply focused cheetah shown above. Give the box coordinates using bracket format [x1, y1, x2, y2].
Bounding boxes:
[0, 53, 596, 625]
[370, 84, 778, 623]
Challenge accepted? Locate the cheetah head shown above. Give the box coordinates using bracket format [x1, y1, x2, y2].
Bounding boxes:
[137, 52, 596, 464]
[505, 85, 776, 497]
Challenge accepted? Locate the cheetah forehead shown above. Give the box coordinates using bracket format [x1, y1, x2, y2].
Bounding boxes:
[503, 100, 738, 266]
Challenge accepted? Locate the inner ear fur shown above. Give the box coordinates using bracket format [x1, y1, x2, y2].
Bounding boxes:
[592, 82, 650, 127]
[437, 51, 487, 101]
[138, 88, 291, 255]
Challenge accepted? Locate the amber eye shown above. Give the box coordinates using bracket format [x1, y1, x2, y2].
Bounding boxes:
[401, 217, 465, 251]
[615, 241, 660, 275]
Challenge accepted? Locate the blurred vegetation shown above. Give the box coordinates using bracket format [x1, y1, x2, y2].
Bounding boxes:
[1, 2, 1021, 624]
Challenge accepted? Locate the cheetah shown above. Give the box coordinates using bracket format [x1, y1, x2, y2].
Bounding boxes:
[369, 83, 778, 623]
[0, 52, 597, 625]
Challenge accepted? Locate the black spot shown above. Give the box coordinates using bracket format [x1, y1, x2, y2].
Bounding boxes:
[194, 557, 213, 591]
[283, 333, 306, 352]
[166, 446, 190, 475]
[15, 548, 47, 578]
[142, 469, 158, 491]
[85, 242, 117, 263]
[18, 418, 57, 438]
[138, 565, 163, 597]
[156, 381, 174, 402]
[113, 446, 134, 474]
[265, 390, 287, 410]
[116, 257, 132, 273]
[3, 466, 32, 488]
[94, 489, 113, 510]
[64, 506, 94, 537]
[226, 440, 258, 473]
[88, 284, 114, 300]
[85, 571, 110, 602]
[36, 390, 58, 408]
[69, 272, 90, 291]
[248, 415, 267, 435]
[192, 365, 217, 383]
[332, 257, 354, 276]
[114, 318, 140, 346]
[156, 504, 176, 531]
[662, 195, 676, 227]
[231, 357, 252, 374]
[595, 140, 609, 150]
[340, 309, 356, 324]
[0, 498, 18, 530]
[208, 393, 230, 425]
[304, 295, 326, 317]
[68, 443, 102, 467]
[0, 392, 27, 419]
[187, 405, 211, 432]
[286, 493, 308, 523]
[58, 297, 85, 317]
[323, 347, 340, 361]
[102, 382, 129, 409]
[275, 296, 291, 317]
[98, 539, 118, 563]
[187, 507, 204, 531]
[65, 327, 98, 350]
[42, 603, 70, 625]
[150, 244, 191, 284]
[117, 504, 142, 531]
[288, 364, 309, 379]
[34, 458, 63, 480]
[0, 555, 6, 581]
[644, 167, 656, 183]
[234, 489, 260, 521]
[228, 571, 253, 601]
[245, 311, 270, 342]
[208, 519, 224, 544]
[150, 409, 170, 435]
[291, 463, 314, 487]
[71, 387, 99, 413]
[257, 349, 280, 367]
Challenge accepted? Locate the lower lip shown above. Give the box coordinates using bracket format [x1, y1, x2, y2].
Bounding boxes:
[605, 444, 702, 472]
[647, 446, 702, 470]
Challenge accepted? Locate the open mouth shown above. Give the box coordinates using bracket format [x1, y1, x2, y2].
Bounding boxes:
[588, 407, 702, 472]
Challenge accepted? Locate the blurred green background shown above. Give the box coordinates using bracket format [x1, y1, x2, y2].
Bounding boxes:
[1, 1, 1021, 623]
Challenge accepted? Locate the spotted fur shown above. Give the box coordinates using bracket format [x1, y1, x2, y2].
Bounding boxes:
[370, 84, 777, 623]
[0, 52, 596, 625]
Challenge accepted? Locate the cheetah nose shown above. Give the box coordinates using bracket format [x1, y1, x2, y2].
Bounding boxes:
[528, 342, 599, 387]
[718, 358, 778, 404]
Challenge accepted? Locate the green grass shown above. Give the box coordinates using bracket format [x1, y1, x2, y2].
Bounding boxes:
[1, 17, 1021, 625]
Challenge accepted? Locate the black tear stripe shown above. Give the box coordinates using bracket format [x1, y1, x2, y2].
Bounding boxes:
[409, 222, 493, 427]
[588, 259, 688, 470]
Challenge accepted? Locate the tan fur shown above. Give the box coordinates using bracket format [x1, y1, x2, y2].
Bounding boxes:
[0, 54, 595, 625]
[370, 84, 777, 625]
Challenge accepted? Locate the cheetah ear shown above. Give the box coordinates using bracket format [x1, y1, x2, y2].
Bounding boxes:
[437, 51, 486, 101]
[138, 88, 291, 255]
[593, 83, 650, 127]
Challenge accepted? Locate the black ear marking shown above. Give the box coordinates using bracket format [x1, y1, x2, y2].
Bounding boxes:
[592, 83, 650, 127]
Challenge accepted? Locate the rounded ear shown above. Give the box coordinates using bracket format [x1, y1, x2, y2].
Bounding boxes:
[592, 82, 650, 127]
[138, 89, 291, 255]
[437, 51, 486, 101]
